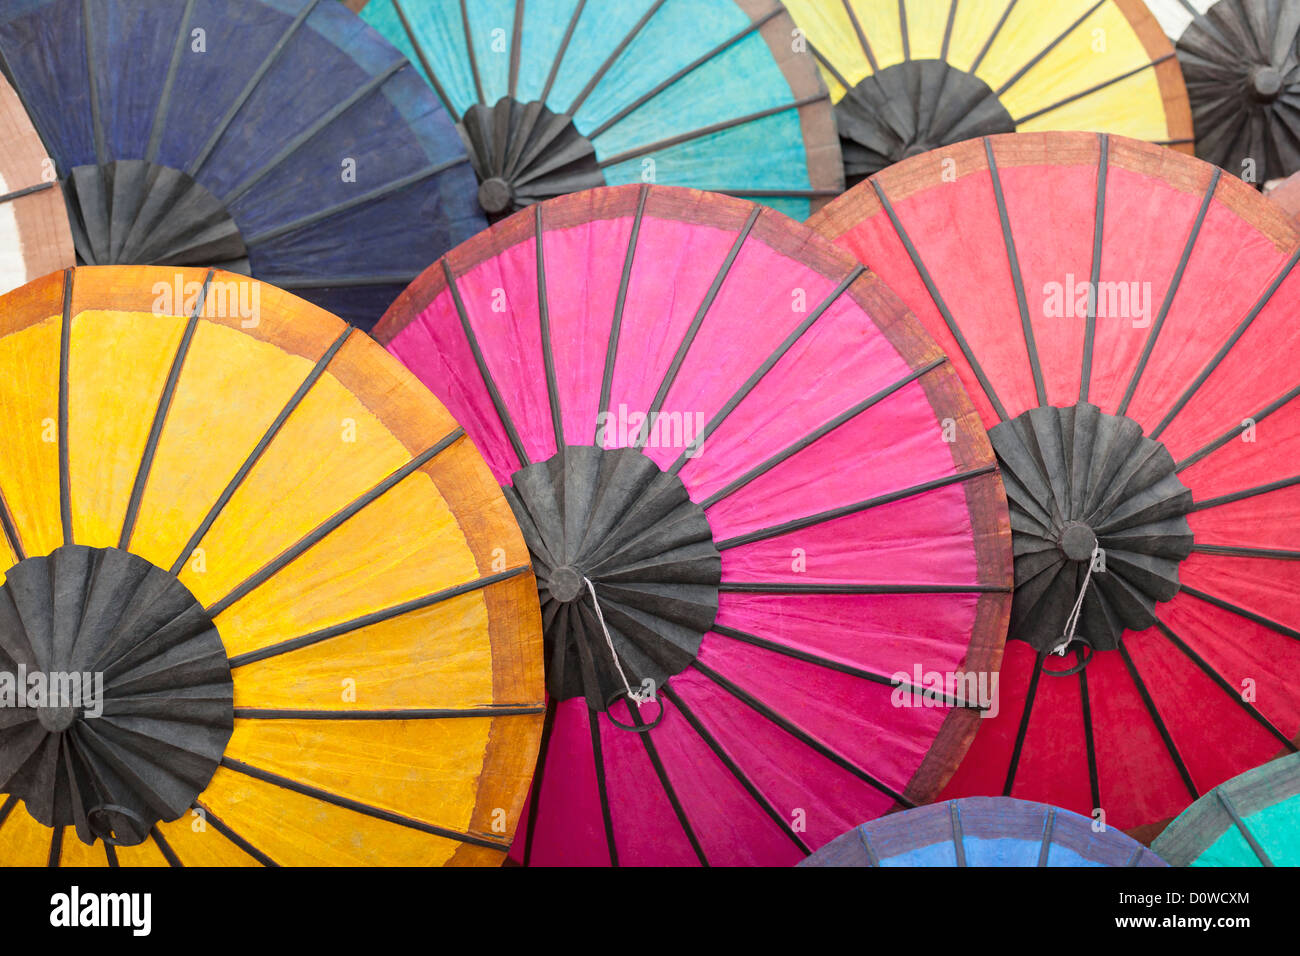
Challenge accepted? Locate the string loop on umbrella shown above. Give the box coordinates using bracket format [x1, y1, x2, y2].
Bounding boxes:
[1053, 546, 1103, 660]
[584, 575, 661, 731]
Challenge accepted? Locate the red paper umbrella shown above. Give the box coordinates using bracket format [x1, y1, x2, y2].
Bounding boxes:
[374, 185, 1011, 865]
[810, 131, 1300, 837]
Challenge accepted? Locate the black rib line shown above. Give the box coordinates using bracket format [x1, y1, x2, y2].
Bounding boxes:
[1194, 544, 1300, 560]
[1175, 383, 1300, 472]
[596, 97, 822, 169]
[1155, 618, 1296, 751]
[458, 0, 486, 104]
[633, 207, 760, 447]
[939, 0, 957, 61]
[659, 684, 811, 854]
[871, 178, 1009, 419]
[0, 794, 16, 832]
[538, 0, 586, 105]
[669, 266, 865, 473]
[233, 705, 545, 720]
[119, 270, 214, 551]
[1014, 54, 1175, 125]
[587, 8, 782, 140]
[1191, 473, 1300, 512]
[691, 659, 914, 807]
[970, 0, 1018, 75]
[719, 582, 1009, 594]
[187, 0, 321, 176]
[950, 802, 966, 866]
[1037, 807, 1056, 866]
[715, 188, 842, 199]
[48, 825, 62, 867]
[594, 185, 648, 442]
[630, 699, 709, 866]
[716, 465, 997, 550]
[535, 205, 564, 448]
[261, 272, 421, 289]
[521, 698, 557, 867]
[1003, 652, 1045, 795]
[145, 0, 195, 162]
[0, 486, 25, 561]
[221, 60, 405, 204]
[194, 800, 279, 867]
[1117, 168, 1221, 417]
[507, 0, 523, 99]
[1117, 641, 1198, 800]
[1080, 657, 1101, 811]
[104, 844, 117, 866]
[858, 827, 880, 865]
[393, 0, 459, 121]
[442, 259, 531, 467]
[58, 269, 73, 545]
[700, 356, 946, 508]
[807, 43, 853, 94]
[840, 0, 879, 73]
[221, 756, 508, 849]
[589, 708, 618, 866]
[206, 429, 463, 617]
[168, 326, 352, 576]
[243, 158, 469, 245]
[1151, 138, 1195, 146]
[995, 0, 1105, 96]
[82, 0, 106, 164]
[710, 623, 985, 709]
[1081, 133, 1108, 403]
[1152, 247, 1300, 439]
[227, 565, 531, 668]
[151, 826, 182, 867]
[985, 137, 1046, 406]
[0, 181, 55, 204]
[1216, 790, 1274, 866]
[566, 0, 667, 115]
[1181, 585, 1300, 642]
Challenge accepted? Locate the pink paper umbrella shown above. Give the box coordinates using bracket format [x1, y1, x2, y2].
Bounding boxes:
[374, 185, 1012, 866]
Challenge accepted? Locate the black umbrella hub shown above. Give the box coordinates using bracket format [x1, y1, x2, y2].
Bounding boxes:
[989, 403, 1194, 657]
[504, 445, 721, 712]
[0, 546, 233, 848]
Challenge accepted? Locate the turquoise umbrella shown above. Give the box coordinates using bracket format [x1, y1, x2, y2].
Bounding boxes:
[1153, 753, 1300, 866]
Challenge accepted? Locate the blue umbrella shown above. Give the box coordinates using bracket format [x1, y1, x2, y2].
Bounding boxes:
[801, 797, 1167, 867]
[0, 0, 485, 330]
[352, 0, 842, 219]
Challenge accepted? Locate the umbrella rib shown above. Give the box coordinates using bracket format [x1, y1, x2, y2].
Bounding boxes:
[689, 660, 915, 807]
[715, 188, 841, 199]
[870, 178, 1010, 420]
[1192, 543, 1300, 560]
[629, 700, 709, 866]
[596, 97, 824, 171]
[857, 826, 880, 865]
[104, 844, 117, 866]
[1175, 381, 1300, 471]
[985, 138, 1047, 407]
[700, 355, 946, 508]
[0, 794, 16, 833]
[658, 683, 811, 854]
[995, 0, 1106, 97]
[939, 0, 957, 61]
[520, 698, 557, 867]
[538, 0, 586, 106]
[205, 428, 464, 617]
[587, 707, 619, 866]
[194, 799, 279, 866]
[47, 825, 61, 867]
[1002, 651, 1045, 795]
[150, 826, 182, 867]
[668, 266, 866, 473]
[1151, 247, 1300, 439]
[898, 0, 910, 61]
[839, 0, 879, 73]
[1180, 585, 1300, 641]
[969, 0, 1019, 76]
[242, 157, 470, 246]
[81, 0, 106, 165]
[1080, 134, 1108, 403]
[950, 801, 966, 866]
[1013, 54, 1176, 127]
[507, 0, 523, 100]
[1037, 807, 1056, 866]
[1216, 789, 1275, 866]
[534, 205, 565, 448]
[392, 0, 460, 122]
[186, 0, 321, 178]
[264, 273, 422, 289]
[585, 7, 783, 141]
[458, 0, 486, 105]
[1079, 659, 1101, 812]
[220, 756, 509, 850]
[57, 269, 74, 546]
[1117, 641, 1199, 801]
[442, 259, 531, 468]
[807, 42, 854, 94]
[1190, 472, 1300, 512]
[166, 326, 353, 576]
[119, 270, 215, 551]
[0, 484, 26, 561]
[144, 0, 196, 163]
[710, 623, 986, 709]
[566, 0, 667, 116]
[594, 184, 648, 441]
[714, 464, 998, 550]
[232, 705, 545, 720]
[632, 207, 761, 448]
[226, 565, 531, 668]
[1117, 167, 1222, 417]
[0, 182, 55, 205]
[1154, 618, 1297, 751]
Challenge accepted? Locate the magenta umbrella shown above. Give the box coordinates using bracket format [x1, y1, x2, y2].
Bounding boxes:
[374, 185, 1012, 866]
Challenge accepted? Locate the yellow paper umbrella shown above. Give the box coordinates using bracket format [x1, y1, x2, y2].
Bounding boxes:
[0, 72, 74, 294]
[783, 0, 1194, 181]
[0, 266, 543, 867]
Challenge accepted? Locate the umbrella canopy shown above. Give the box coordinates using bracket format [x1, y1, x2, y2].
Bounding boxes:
[0, 0, 486, 331]
[1146, 0, 1300, 183]
[0, 265, 543, 866]
[782, 0, 1194, 182]
[809, 131, 1300, 837]
[351, 0, 843, 220]
[374, 184, 1012, 866]
[0, 70, 73, 294]
[801, 796, 1167, 866]
[1153, 752, 1300, 865]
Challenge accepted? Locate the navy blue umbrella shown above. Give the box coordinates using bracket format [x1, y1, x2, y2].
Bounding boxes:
[0, 0, 485, 330]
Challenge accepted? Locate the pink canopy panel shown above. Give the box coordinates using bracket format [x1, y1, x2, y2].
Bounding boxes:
[374, 185, 1012, 866]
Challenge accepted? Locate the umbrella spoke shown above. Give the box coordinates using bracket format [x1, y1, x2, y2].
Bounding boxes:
[0, 182, 55, 205]
[594, 185, 648, 439]
[627, 699, 709, 867]
[1002, 651, 1045, 796]
[1215, 789, 1274, 866]
[565, 0, 667, 117]
[520, 698, 557, 867]
[535, 206, 565, 448]
[1080, 134, 1109, 403]
[57, 270, 73, 545]
[194, 799, 278, 867]
[391, 0, 459, 121]
[587, 708, 618, 867]
[150, 826, 181, 867]
[1190, 473, 1300, 512]
[233, 706, 544, 720]
[1014, 55, 1177, 127]
[1192, 544, 1300, 560]
[1078, 652, 1101, 811]
[1173, 381, 1300, 471]
[1117, 640, 1199, 801]
[1179, 585, 1300, 641]
[0, 485, 26, 561]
